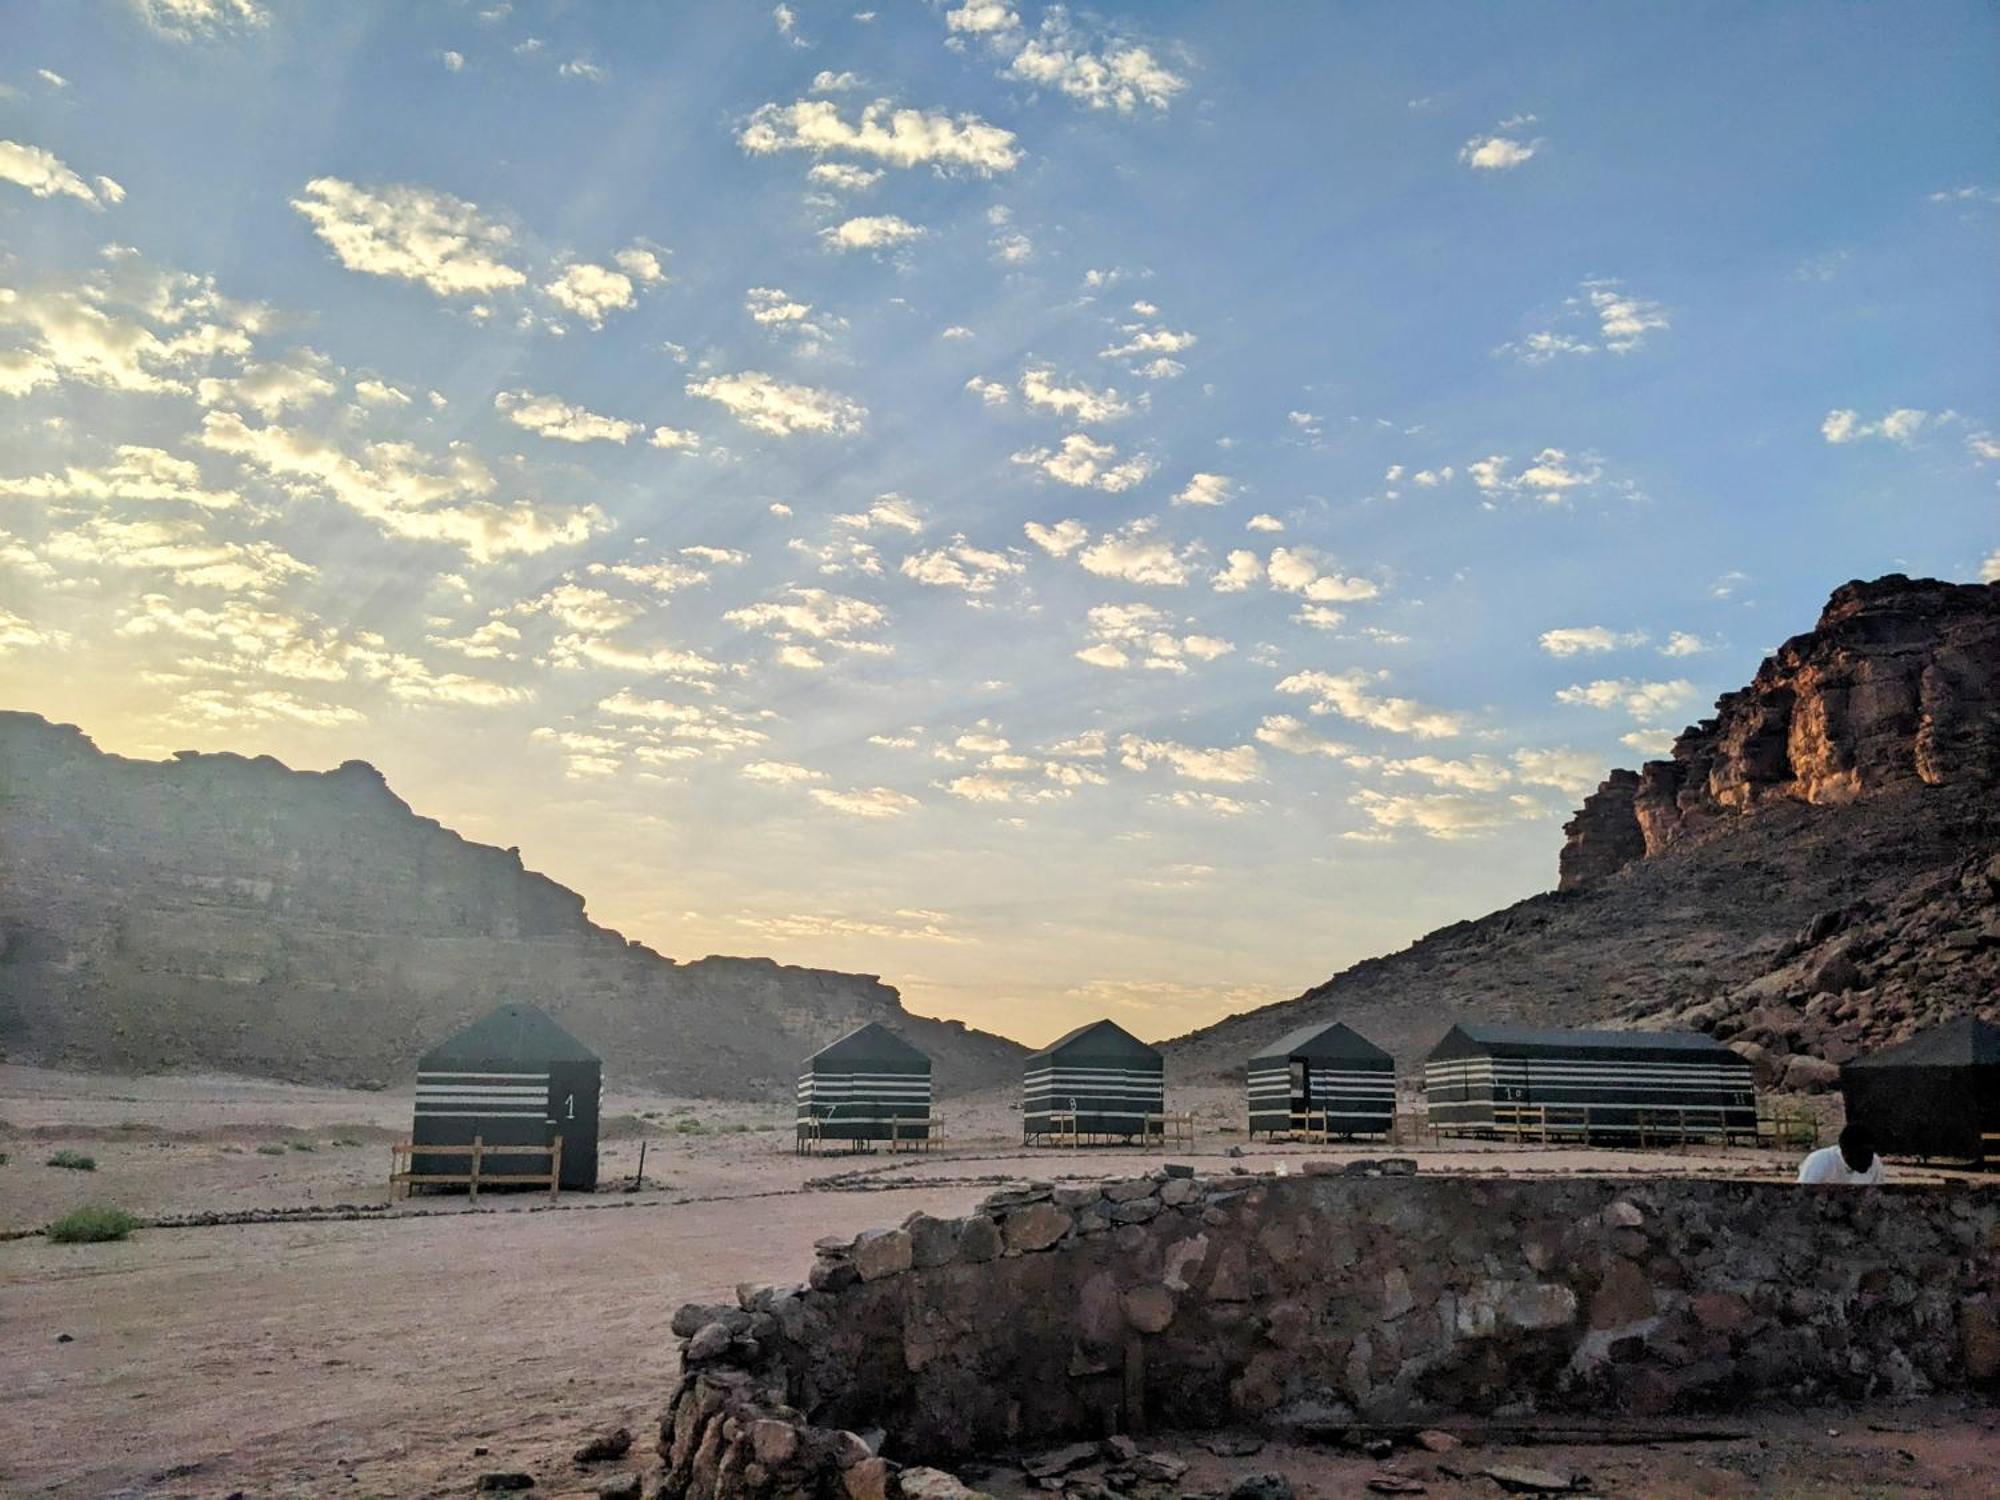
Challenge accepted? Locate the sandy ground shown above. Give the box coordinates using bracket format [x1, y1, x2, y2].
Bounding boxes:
[2, 1066, 1994, 1499]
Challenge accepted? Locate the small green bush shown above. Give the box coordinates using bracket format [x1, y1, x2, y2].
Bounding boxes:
[46, 1150, 96, 1172]
[254, 1143, 286, 1157]
[670, 1118, 708, 1135]
[48, 1205, 142, 1244]
[330, 1137, 364, 1149]
[287, 1140, 316, 1153]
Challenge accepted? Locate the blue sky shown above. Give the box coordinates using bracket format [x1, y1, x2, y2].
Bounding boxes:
[2, 1, 1994, 1044]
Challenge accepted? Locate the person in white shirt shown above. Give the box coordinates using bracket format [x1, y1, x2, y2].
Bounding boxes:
[1797, 1124, 1883, 1185]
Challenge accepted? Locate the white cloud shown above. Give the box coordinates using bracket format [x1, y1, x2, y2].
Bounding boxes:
[440, 49, 465, 72]
[197, 410, 606, 561]
[1174, 472, 1233, 507]
[0, 605, 67, 655]
[42, 514, 310, 594]
[0, 139, 120, 208]
[291, 178, 526, 298]
[1254, 714, 1349, 758]
[822, 214, 926, 252]
[354, 378, 410, 406]
[726, 587, 888, 658]
[687, 370, 865, 436]
[1012, 432, 1152, 491]
[742, 760, 825, 785]
[1276, 669, 1465, 739]
[810, 785, 919, 818]
[1119, 734, 1262, 785]
[0, 265, 266, 397]
[739, 98, 1020, 173]
[133, 0, 268, 41]
[495, 389, 640, 444]
[946, 2, 1019, 35]
[901, 537, 1023, 595]
[807, 162, 885, 192]
[1075, 517, 1199, 586]
[965, 375, 1011, 406]
[1099, 320, 1197, 375]
[1621, 728, 1677, 756]
[649, 425, 701, 451]
[1351, 787, 1542, 840]
[1076, 601, 1230, 671]
[557, 59, 605, 81]
[1659, 631, 1710, 657]
[1470, 448, 1602, 504]
[1459, 134, 1538, 171]
[543, 260, 651, 327]
[1821, 407, 1930, 445]
[1024, 517, 1088, 556]
[1537, 625, 1647, 657]
[1556, 677, 1696, 720]
[0, 444, 241, 509]
[1245, 513, 1283, 533]
[1265, 545, 1379, 603]
[812, 70, 862, 93]
[996, 8, 1187, 114]
[1210, 549, 1262, 593]
[1508, 746, 1606, 797]
[837, 494, 926, 533]
[1587, 284, 1669, 353]
[1020, 367, 1129, 423]
[190, 347, 338, 416]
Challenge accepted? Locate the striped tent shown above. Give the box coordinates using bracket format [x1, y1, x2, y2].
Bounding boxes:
[1423, 1023, 1755, 1144]
[1247, 1021, 1396, 1140]
[1023, 1018, 1163, 1144]
[796, 1022, 933, 1148]
[413, 1002, 600, 1191]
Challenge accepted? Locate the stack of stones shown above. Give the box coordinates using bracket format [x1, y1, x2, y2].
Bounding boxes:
[659, 1167, 1998, 1500]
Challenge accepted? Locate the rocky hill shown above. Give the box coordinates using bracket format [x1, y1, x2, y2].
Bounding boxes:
[0, 713, 1026, 1098]
[1166, 575, 2000, 1090]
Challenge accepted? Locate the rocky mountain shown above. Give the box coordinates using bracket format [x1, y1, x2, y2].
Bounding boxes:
[1166, 575, 2000, 1090]
[0, 713, 1026, 1098]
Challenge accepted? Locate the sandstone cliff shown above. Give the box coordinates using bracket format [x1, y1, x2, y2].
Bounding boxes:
[1560, 575, 2000, 889]
[1168, 575, 2000, 1089]
[0, 713, 1025, 1097]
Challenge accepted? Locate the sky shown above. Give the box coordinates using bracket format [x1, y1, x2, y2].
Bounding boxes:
[1, 1, 1995, 1047]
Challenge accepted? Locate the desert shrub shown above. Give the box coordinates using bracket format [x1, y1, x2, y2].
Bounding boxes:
[46, 1149, 96, 1171]
[330, 1137, 364, 1149]
[48, 1205, 141, 1244]
[254, 1143, 286, 1156]
[670, 1117, 708, 1135]
[287, 1140, 316, 1152]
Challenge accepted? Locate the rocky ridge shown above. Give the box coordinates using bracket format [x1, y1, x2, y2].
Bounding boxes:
[1168, 576, 2000, 1087]
[0, 712, 1025, 1097]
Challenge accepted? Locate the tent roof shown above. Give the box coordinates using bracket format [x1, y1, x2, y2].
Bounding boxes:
[1249, 1020, 1392, 1066]
[806, 1021, 932, 1069]
[419, 1002, 598, 1067]
[1432, 1023, 1743, 1062]
[1845, 1016, 2000, 1069]
[1028, 1017, 1159, 1065]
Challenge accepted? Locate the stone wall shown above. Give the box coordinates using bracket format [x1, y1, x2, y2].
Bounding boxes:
[660, 1166, 2000, 1500]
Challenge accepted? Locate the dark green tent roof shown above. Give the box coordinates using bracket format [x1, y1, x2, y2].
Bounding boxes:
[418, 1002, 598, 1067]
[1027, 1017, 1160, 1066]
[1845, 1016, 2000, 1069]
[806, 1021, 932, 1071]
[1249, 1020, 1392, 1068]
[1429, 1023, 1744, 1064]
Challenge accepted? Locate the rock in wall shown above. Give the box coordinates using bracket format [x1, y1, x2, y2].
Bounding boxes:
[1560, 576, 2000, 890]
[657, 1169, 2000, 1499]
[0, 711, 1026, 1097]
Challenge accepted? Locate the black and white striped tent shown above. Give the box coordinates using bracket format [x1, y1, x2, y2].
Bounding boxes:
[1023, 1018, 1164, 1144]
[796, 1022, 933, 1147]
[1423, 1023, 1756, 1143]
[413, 1002, 600, 1191]
[1247, 1021, 1396, 1139]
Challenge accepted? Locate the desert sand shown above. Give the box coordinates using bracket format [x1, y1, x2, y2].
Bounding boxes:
[3, 1065, 1994, 1499]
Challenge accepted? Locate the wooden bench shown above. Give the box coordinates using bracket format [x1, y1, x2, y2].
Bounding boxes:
[391, 1135, 563, 1201]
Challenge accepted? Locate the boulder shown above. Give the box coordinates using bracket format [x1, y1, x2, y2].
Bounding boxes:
[905, 1215, 962, 1268]
[1781, 1055, 1842, 1093]
[1122, 1285, 1176, 1334]
[958, 1216, 1003, 1263]
[899, 1467, 991, 1500]
[1004, 1203, 1072, 1253]
[854, 1228, 915, 1281]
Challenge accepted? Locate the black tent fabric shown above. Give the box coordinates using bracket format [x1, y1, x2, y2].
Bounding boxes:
[412, 1002, 601, 1190]
[1246, 1021, 1395, 1138]
[1841, 1016, 2000, 1160]
[796, 1022, 934, 1145]
[1023, 1018, 1164, 1142]
[1423, 1023, 1756, 1143]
